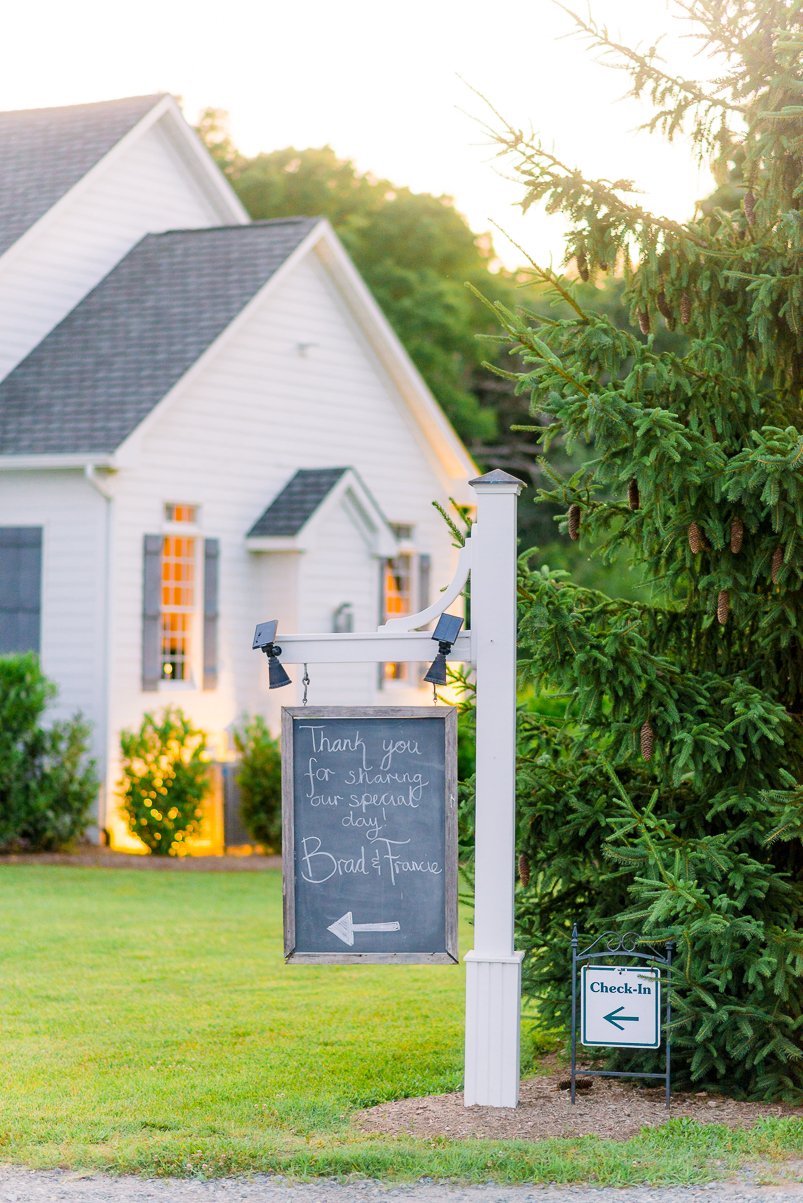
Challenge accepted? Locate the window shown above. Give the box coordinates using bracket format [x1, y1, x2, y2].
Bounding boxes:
[142, 511, 218, 694]
[383, 525, 415, 682]
[160, 506, 197, 682]
[165, 503, 197, 524]
[384, 552, 413, 620]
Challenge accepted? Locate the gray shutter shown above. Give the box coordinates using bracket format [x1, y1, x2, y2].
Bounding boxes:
[202, 538, 220, 690]
[0, 527, 42, 654]
[418, 553, 431, 612]
[142, 535, 162, 691]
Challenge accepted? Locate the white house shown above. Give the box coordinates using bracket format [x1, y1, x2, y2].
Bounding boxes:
[0, 95, 476, 850]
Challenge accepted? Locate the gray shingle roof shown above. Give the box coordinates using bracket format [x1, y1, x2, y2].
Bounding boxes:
[248, 469, 350, 537]
[0, 95, 164, 258]
[0, 218, 319, 456]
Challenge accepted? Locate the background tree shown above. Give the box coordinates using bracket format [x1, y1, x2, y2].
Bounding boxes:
[481, 0, 802, 1100]
[196, 112, 695, 568]
[196, 120, 527, 481]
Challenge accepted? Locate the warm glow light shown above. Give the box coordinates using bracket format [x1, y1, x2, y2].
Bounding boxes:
[0, 1, 717, 270]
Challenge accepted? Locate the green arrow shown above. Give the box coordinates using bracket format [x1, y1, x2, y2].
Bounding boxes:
[604, 1005, 639, 1031]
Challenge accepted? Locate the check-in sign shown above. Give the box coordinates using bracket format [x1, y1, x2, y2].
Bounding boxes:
[581, 964, 661, 1048]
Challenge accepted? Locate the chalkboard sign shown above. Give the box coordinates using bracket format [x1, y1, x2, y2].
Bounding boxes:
[281, 706, 458, 964]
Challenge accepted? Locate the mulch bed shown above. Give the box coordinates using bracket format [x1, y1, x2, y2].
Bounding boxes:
[0, 846, 281, 870]
[357, 1060, 802, 1142]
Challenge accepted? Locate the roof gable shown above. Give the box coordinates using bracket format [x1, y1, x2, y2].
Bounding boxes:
[0, 216, 475, 491]
[0, 95, 165, 258]
[310, 226, 476, 489]
[0, 219, 318, 456]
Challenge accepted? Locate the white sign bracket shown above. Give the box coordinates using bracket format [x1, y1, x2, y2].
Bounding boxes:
[380, 537, 473, 633]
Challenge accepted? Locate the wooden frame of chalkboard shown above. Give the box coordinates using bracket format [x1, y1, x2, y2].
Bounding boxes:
[281, 706, 458, 964]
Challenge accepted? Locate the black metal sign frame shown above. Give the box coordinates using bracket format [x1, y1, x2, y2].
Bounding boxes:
[570, 924, 674, 1108]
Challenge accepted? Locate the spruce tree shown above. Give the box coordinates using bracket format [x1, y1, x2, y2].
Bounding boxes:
[485, 0, 802, 1100]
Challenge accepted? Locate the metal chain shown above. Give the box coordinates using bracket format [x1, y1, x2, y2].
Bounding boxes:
[302, 663, 310, 705]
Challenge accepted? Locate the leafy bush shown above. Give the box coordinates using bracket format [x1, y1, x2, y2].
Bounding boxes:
[118, 708, 209, 856]
[232, 714, 282, 851]
[0, 653, 97, 851]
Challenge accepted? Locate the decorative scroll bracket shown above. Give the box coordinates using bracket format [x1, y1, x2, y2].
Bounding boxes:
[379, 535, 473, 633]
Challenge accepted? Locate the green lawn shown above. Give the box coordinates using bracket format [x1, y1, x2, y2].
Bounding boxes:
[0, 865, 799, 1185]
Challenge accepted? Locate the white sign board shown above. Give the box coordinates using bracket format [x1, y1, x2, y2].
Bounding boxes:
[581, 964, 661, 1048]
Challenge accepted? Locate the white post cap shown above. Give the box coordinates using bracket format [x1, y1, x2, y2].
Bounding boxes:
[469, 469, 526, 494]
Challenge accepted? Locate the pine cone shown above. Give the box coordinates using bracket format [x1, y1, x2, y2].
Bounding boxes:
[568, 503, 581, 541]
[628, 479, 640, 511]
[688, 522, 704, 554]
[518, 853, 531, 889]
[680, 291, 692, 325]
[744, 190, 756, 228]
[717, 589, 730, 625]
[771, 545, 783, 584]
[599, 260, 608, 271]
[730, 516, 744, 554]
[576, 250, 589, 282]
[638, 309, 651, 335]
[657, 290, 672, 321]
[640, 720, 654, 762]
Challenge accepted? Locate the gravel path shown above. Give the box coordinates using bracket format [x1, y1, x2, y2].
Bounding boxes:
[0, 1166, 800, 1202]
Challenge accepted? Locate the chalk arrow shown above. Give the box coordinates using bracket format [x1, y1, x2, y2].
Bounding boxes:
[603, 1006, 639, 1031]
[327, 911, 401, 947]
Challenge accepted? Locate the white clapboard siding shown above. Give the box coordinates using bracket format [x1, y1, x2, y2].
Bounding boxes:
[0, 469, 109, 772]
[247, 550, 303, 724]
[105, 245, 465, 809]
[0, 114, 232, 381]
[296, 495, 384, 708]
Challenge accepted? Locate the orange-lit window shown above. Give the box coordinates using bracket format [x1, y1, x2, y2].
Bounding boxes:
[384, 553, 412, 619]
[165, 503, 198, 524]
[383, 550, 413, 681]
[160, 508, 197, 682]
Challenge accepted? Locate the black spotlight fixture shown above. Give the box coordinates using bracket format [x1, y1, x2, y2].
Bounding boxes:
[252, 619, 292, 689]
[423, 612, 464, 686]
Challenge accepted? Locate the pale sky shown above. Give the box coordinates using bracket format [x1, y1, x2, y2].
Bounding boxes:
[3, 0, 721, 268]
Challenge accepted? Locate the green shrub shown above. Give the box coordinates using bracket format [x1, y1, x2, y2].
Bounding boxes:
[232, 714, 282, 851]
[0, 653, 97, 851]
[118, 708, 209, 856]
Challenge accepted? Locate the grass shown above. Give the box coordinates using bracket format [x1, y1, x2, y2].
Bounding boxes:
[0, 864, 799, 1185]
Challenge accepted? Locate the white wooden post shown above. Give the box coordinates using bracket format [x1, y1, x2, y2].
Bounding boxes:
[464, 469, 524, 1108]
